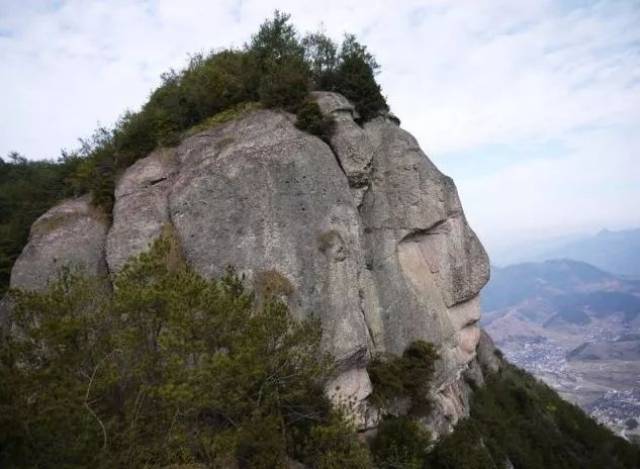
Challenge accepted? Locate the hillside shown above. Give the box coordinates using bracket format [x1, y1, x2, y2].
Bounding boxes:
[482, 259, 640, 439]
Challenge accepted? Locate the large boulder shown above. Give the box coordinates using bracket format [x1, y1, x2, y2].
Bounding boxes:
[9, 195, 109, 291]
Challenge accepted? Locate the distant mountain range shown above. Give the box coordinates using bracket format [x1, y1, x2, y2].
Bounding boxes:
[482, 258, 640, 438]
[492, 228, 640, 278]
[535, 229, 640, 278]
[482, 259, 640, 330]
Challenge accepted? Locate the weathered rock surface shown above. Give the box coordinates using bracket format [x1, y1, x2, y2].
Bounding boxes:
[476, 328, 502, 374]
[10, 195, 109, 291]
[313, 92, 375, 206]
[169, 109, 371, 367]
[5, 93, 491, 437]
[107, 147, 177, 273]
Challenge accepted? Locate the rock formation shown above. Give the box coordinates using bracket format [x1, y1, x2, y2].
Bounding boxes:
[6, 92, 492, 437]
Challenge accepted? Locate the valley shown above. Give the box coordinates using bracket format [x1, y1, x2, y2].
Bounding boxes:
[482, 259, 640, 441]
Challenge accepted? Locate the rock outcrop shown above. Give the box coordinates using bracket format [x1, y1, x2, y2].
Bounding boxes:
[5, 92, 491, 437]
[9, 195, 110, 291]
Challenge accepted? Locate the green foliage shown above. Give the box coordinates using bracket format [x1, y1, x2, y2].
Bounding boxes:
[299, 411, 372, 468]
[0, 152, 85, 297]
[249, 11, 310, 112]
[302, 31, 388, 121]
[332, 34, 389, 121]
[258, 54, 310, 111]
[295, 99, 335, 141]
[0, 233, 370, 468]
[302, 32, 339, 91]
[368, 340, 439, 415]
[428, 363, 640, 469]
[425, 420, 497, 469]
[370, 416, 431, 469]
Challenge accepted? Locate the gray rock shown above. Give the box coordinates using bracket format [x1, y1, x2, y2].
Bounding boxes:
[477, 328, 502, 374]
[313, 92, 375, 206]
[325, 367, 375, 429]
[9, 195, 109, 291]
[169, 109, 371, 367]
[106, 147, 177, 273]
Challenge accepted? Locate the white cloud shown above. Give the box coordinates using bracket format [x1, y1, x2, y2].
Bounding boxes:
[457, 125, 640, 251]
[0, 0, 638, 253]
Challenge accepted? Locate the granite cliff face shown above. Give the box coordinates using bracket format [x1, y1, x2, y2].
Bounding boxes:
[6, 92, 493, 437]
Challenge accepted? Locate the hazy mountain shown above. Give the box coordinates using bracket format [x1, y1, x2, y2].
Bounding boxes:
[493, 228, 640, 277]
[536, 228, 640, 277]
[482, 259, 640, 328]
[482, 259, 640, 437]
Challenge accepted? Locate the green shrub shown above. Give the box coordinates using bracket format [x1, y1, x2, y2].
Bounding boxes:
[0, 231, 370, 468]
[250, 11, 310, 112]
[425, 420, 497, 469]
[371, 416, 430, 469]
[429, 363, 640, 469]
[302, 32, 339, 91]
[298, 410, 372, 468]
[258, 54, 310, 111]
[332, 34, 388, 121]
[368, 340, 439, 415]
[295, 100, 335, 141]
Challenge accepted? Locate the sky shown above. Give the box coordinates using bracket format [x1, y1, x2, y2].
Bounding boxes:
[1, 0, 639, 260]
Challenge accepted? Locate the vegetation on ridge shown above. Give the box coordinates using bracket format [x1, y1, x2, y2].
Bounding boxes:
[0, 11, 388, 296]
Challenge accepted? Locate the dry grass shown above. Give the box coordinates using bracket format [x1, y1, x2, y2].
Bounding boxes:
[183, 102, 262, 138]
[254, 269, 294, 300]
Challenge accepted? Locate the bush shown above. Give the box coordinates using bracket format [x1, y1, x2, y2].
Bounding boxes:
[295, 100, 335, 141]
[3, 216, 640, 469]
[429, 363, 640, 469]
[0, 231, 370, 468]
[299, 411, 372, 468]
[371, 416, 430, 469]
[333, 34, 388, 121]
[368, 340, 439, 415]
[425, 420, 497, 469]
[302, 32, 339, 91]
[258, 54, 310, 111]
[250, 11, 310, 112]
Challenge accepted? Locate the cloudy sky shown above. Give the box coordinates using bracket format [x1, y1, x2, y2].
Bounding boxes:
[1, 0, 639, 260]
